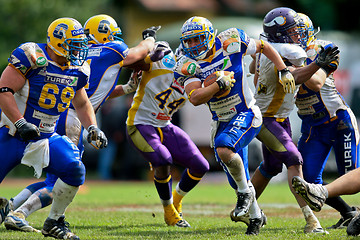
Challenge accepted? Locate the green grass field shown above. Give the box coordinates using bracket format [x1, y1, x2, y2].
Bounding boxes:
[1, 177, 360, 240]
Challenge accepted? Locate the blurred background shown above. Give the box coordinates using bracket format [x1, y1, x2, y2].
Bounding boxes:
[2, 0, 360, 181]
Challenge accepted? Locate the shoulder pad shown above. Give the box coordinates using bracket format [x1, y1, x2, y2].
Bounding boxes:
[103, 41, 129, 59]
[271, 43, 307, 66]
[218, 28, 240, 42]
[19, 42, 48, 68]
[78, 61, 90, 77]
[306, 39, 335, 61]
[218, 28, 241, 54]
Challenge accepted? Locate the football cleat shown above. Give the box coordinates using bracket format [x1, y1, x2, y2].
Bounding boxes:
[328, 206, 360, 229]
[292, 176, 327, 212]
[0, 197, 10, 225]
[230, 210, 250, 225]
[347, 212, 360, 236]
[42, 215, 79, 240]
[245, 213, 267, 235]
[4, 211, 40, 232]
[230, 209, 267, 228]
[231, 191, 254, 218]
[164, 204, 190, 228]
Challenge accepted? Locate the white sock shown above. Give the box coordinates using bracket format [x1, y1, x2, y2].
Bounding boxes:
[224, 153, 249, 192]
[323, 186, 329, 198]
[48, 179, 78, 220]
[302, 205, 320, 225]
[248, 182, 261, 219]
[12, 189, 32, 210]
[175, 183, 187, 197]
[161, 197, 173, 206]
[16, 194, 42, 218]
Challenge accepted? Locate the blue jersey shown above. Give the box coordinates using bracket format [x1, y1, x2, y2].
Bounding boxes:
[85, 40, 129, 112]
[296, 39, 359, 182]
[295, 39, 348, 129]
[57, 40, 129, 151]
[174, 28, 257, 122]
[0, 42, 87, 185]
[0, 42, 89, 139]
[174, 28, 261, 187]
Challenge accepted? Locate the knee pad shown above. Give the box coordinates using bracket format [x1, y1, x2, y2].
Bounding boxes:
[36, 186, 54, 207]
[61, 161, 86, 187]
[189, 155, 210, 176]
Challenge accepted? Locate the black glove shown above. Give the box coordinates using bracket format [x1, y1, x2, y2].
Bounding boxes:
[87, 125, 108, 149]
[315, 45, 340, 75]
[142, 26, 161, 40]
[15, 118, 40, 141]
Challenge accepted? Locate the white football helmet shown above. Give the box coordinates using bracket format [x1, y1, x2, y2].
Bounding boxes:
[298, 13, 320, 49]
[180, 16, 216, 60]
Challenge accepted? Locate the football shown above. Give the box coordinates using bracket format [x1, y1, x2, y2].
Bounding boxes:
[203, 71, 233, 98]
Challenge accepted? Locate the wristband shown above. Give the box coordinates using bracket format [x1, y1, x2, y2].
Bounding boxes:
[14, 117, 27, 129]
[216, 80, 225, 90]
[87, 124, 96, 132]
[0, 87, 14, 94]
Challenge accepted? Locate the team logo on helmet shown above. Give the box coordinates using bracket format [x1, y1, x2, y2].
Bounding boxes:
[181, 22, 203, 33]
[98, 20, 111, 33]
[263, 16, 286, 27]
[71, 28, 84, 36]
[53, 23, 68, 39]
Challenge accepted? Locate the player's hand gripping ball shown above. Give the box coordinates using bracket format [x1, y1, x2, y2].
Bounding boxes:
[203, 70, 235, 98]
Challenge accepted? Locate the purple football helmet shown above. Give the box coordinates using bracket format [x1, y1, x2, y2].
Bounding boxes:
[262, 7, 304, 44]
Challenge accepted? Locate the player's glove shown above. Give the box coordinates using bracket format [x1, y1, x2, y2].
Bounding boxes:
[147, 41, 172, 63]
[87, 125, 108, 149]
[216, 71, 236, 91]
[142, 26, 161, 40]
[315, 44, 340, 75]
[14, 118, 40, 141]
[123, 70, 142, 94]
[279, 68, 296, 94]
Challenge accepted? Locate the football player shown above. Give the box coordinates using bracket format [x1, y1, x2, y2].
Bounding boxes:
[173, 16, 295, 235]
[126, 42, 210, 228]
[292, 170, 360, 236]
[2, 14, 165, 233]
[295, 12, 360, 229]
[0, 17, 107, 240]
[248, 7, 338, 234]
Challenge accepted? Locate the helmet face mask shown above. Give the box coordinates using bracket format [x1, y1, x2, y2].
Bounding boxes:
[47, 18, 88, 66]
[262, 7, 305, 46]
[180, 16, 215, 60]
[298, 13, 320, 49]
[84, 14, 123, 44]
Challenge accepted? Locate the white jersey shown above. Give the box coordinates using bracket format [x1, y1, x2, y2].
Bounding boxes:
[254, 43, 306, 118]
[126, 53, 186, 127]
